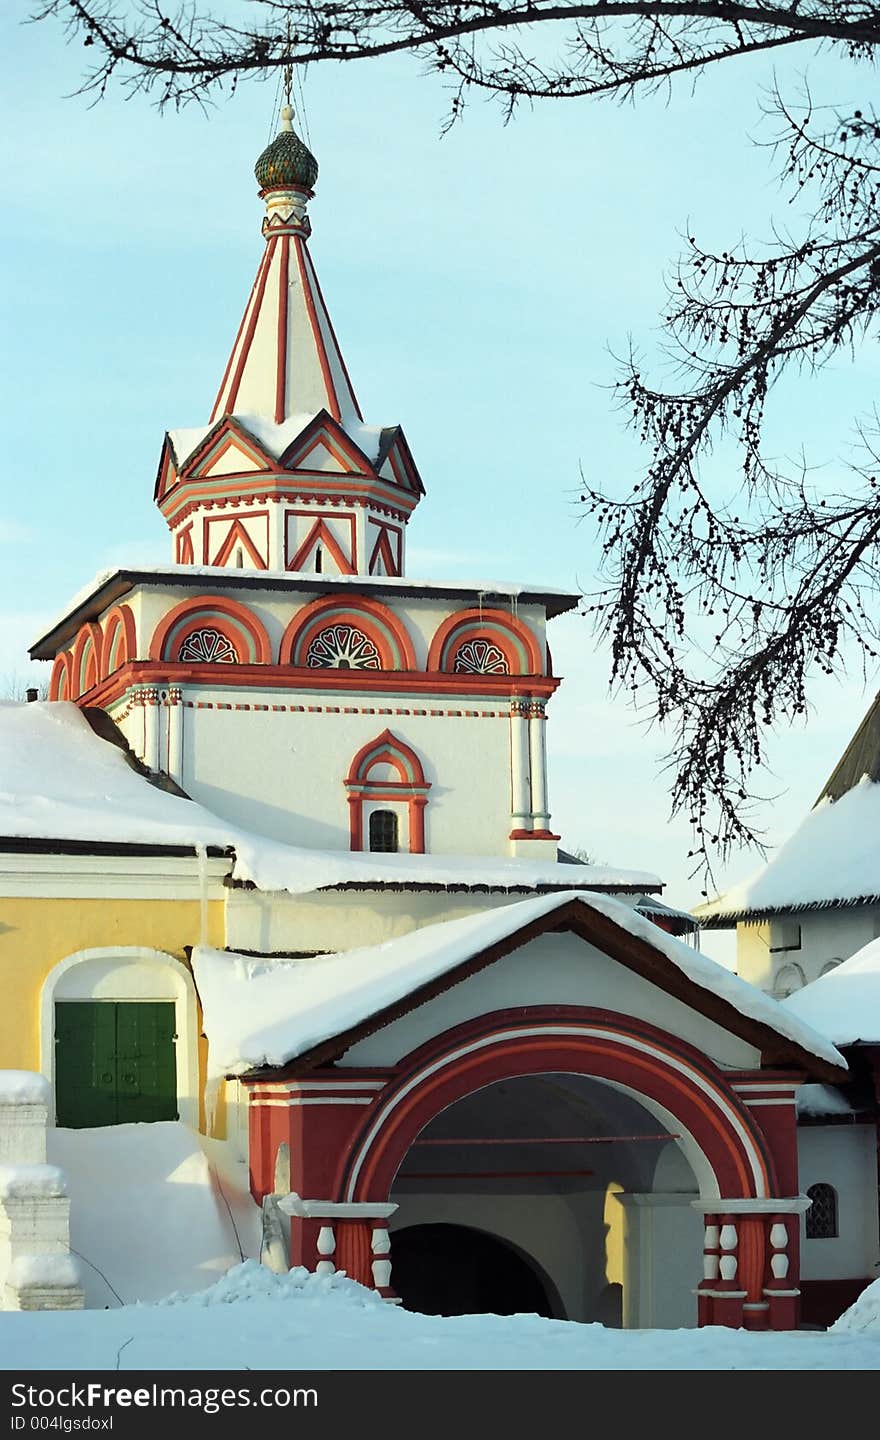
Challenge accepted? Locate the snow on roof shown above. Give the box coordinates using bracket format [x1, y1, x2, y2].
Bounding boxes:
[795, 1083, 854, 1117]
[167, 411, 386, 470]
[783, 936, 880, 1045]
[0, 702, 234, 852]
[0, 703, 657, 899]
[697, 777, 880, 923]
[191, 890, 845, 1078]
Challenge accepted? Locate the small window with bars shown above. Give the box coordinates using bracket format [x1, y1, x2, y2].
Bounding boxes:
[369, 809, 399, 853]
[805, 1183, 838, 1240]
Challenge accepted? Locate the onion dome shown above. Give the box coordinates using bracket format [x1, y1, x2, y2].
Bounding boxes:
[254, 105, 318, 192]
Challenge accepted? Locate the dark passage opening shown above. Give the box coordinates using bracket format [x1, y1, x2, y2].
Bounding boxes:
[390, 1223, 554, 1318]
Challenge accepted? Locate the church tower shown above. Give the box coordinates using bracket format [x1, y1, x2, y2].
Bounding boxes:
[155, 107, 423, 579]
[32, 112, 575, 860]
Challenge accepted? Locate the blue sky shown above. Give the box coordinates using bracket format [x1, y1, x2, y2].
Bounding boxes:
[2, 4, 877, 941]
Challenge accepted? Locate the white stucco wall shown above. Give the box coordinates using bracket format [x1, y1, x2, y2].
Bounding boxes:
[736, 909, 880, 993]
[173, 693, 514, 853]
[105, 580, 554, 855]
[798, 1124, 880, 1282]
[224, 886, 640, 956]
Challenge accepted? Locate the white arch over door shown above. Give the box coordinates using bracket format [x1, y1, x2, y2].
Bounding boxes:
[41, 947, 199, 1129]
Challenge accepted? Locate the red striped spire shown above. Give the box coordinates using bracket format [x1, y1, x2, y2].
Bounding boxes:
[211, 108, 363, 428]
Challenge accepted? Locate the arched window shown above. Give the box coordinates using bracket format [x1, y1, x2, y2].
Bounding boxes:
[805, 1183, 838, 1240]
[369, 810, 399, 853]
[345, 730, 430, 853]
[772, 962, 806, 998]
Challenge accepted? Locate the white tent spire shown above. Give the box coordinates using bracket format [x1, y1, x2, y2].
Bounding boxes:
[210, 111, 362, 427]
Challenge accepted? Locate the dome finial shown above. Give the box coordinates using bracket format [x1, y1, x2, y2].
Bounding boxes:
[254, 107, 318, 194]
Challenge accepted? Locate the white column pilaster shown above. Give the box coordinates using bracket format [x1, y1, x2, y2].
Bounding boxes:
[528, 699, 550, 832]
[166, 687, 184, 785]
[509, 697, 532, 833]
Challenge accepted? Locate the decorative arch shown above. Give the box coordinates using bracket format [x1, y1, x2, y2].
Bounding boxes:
[49, 650, 73, 702]
[427, 608, 543, 676]
[71, 623, 104, 698]
[280, 595, 416, 672]
[100, 604, 137, 680]
[341, 1008, 777, 1206]
[39, 946, 200, 1129]
[345, 729, 431, 853]
[149, 594, 271, 665]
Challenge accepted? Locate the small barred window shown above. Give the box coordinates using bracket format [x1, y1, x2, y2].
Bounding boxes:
[369, 810, 399, 853]
[805, 1183, 838, 1240]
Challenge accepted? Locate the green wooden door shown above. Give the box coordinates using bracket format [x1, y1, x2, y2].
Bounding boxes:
[55, 1002, 178, 1128]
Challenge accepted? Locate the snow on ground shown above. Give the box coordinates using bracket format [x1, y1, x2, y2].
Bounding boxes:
[0, 703, 658, 897]
[0, 1261, 879, 1370]
[832, 1275, 880, 1334]
[47, 1123, 260, 1307]
[700, 776, 880, 919]
[193, 890, 845, 1077]
[784, 936, 880, 1045]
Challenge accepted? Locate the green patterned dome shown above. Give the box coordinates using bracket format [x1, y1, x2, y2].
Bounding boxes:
[255, 106, 318, 191]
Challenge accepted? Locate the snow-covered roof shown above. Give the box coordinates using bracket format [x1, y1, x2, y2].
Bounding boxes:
[30, 567, 579, 659]
[167, 412, 387, 471]
[0, 702, 658, 898]
[697, 778, 880, 924]
[700, 692, 880, 925]
[795, 1083, 855, 1118]
[191, 890, 845, 1078]
[783, 936, 880, 1046]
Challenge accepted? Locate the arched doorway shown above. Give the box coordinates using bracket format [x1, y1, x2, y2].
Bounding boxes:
[388, 1071, 698, 1325]
[41, 947, 199, 1128]
[391, 1223, 557, 1318]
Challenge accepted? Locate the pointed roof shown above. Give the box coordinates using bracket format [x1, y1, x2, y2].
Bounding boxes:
[210, 113, 362, 429]
[816, 691, 880, 803]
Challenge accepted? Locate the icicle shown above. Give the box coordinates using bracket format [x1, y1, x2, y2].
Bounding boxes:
[204, 1075, 222, 1137]
[195, 842, 209, 948]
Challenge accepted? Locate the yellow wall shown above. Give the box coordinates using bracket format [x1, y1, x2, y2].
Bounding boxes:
[0, 896, 225, 1074]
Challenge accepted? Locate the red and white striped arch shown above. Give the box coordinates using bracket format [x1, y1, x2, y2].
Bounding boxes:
[71, 623, 103, 699]
[100, 605, 137, 681]
[341, 1008, 778, 1205]
[345, 729, 430, 853]
[280, 595, 416, 671]
[149, 594, 272, 665]
[427, 608, 543, 676]
[49, 649, 74, 702]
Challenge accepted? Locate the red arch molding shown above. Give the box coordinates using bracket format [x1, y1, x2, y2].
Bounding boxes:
[345, 729, 430, 852]
[340, 1008, 778, 1204]
[280, 594, 417, 671]
[149, 593, 272, 664]
[71, 623, 103, 698]
[427, 608, 543, 675]
[49, 650, 73, 702]
[100, 604, 137, 680]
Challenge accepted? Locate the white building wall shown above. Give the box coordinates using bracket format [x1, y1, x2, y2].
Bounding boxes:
[170, 692, 513, 853]
[223, 886, 641, 956]
[737, 910, 880, 993]
[798, 1125, 880, 1282]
